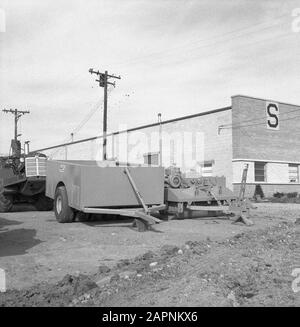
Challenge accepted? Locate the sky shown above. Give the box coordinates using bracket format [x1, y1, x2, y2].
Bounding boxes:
[0, 0, 300, 154]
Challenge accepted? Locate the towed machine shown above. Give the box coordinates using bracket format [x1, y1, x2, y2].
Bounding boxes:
[45, 158, 253, 231]
[164, 165, 254, 225]
[45, 160, 166, 231]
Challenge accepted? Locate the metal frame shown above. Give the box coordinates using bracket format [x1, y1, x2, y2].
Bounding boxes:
[83, 204, 165, 223]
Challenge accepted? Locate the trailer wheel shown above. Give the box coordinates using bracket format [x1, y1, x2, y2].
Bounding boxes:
[54, 186, 74, 223]
[0, 193, 13, 213]
[35, 194, 54, 211]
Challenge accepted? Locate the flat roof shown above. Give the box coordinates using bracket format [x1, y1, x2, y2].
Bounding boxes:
[33, 94, 300, 153]
[149, 105, 232, 127]
[34, 105, 232, 152]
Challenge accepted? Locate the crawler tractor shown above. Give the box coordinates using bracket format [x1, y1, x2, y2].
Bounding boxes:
[0, 142, 53, 212]
[0, 109, 53, 212]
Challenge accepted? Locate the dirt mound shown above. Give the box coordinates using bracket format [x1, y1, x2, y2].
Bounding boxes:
[89, 222, 299, 307]
[0, 222, 299, 306]
[0, 274, 98, 307]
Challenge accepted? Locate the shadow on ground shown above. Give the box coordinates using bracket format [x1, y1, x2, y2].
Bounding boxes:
[0, 228, 42, 257]
[0, 217, 23, 230]
[83, 216, 134, 228]
[82, 216, 165, 233]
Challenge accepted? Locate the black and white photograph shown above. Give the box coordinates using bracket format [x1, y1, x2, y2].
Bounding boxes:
[0, 0, 299, 312]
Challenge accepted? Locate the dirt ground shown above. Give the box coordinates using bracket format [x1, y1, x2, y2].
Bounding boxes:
[0, 202, 299, 306]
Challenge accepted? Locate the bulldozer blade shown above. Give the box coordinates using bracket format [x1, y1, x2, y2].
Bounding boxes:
[134, 218, 149, 232]
[232, 214, 254, 226]
[132, 211, 162, 232]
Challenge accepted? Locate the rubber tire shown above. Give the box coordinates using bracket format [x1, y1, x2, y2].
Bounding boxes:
[0, 193, 13, 213]
[35, 194, 54, 211]
[54, 186, 74, 223]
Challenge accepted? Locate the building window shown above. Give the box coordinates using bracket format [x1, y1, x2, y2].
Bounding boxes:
[254, 162, 266, 182]
[170, 139, 175, 165]
[143, 152, 159, 165]
[289, 164, 299, 183]
[201, 161, 213, 177]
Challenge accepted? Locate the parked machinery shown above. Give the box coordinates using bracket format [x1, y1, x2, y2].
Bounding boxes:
[0, 108, 53, 212]
[46, 160, 165, 231]
[0, 140, 53, 212]
[44, 158, 253, 231]
[164, 165, 254, 225]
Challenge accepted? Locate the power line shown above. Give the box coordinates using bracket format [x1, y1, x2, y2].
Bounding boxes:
[49, 99, 103, 157]
[42, 29, 299, 157]
[128, 31, 295, 70]
[53, 22, 297, 147]
[71, 87, 115, 136]
[221, 112, 300, 130]
[112, 13, 288, 69]
[89, 69, 121, 160]
[220, 106, 300, 129]
[18, 13, 299, 157]
[48, 87, 117, 158]
[72, 100, 103, 135]
[17, 14, 295, 144]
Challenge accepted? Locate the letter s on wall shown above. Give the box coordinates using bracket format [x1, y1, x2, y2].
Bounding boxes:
[266, 102, 279, 130]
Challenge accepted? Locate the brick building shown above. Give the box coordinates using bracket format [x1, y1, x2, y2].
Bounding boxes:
[48, 95, 300, 198]
[231, 95, 300, 197]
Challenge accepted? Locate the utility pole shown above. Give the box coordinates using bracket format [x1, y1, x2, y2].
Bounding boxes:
[158, 113, 162, 167]
[2, 108, 30, 157]
[89, 68, 121, 160]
